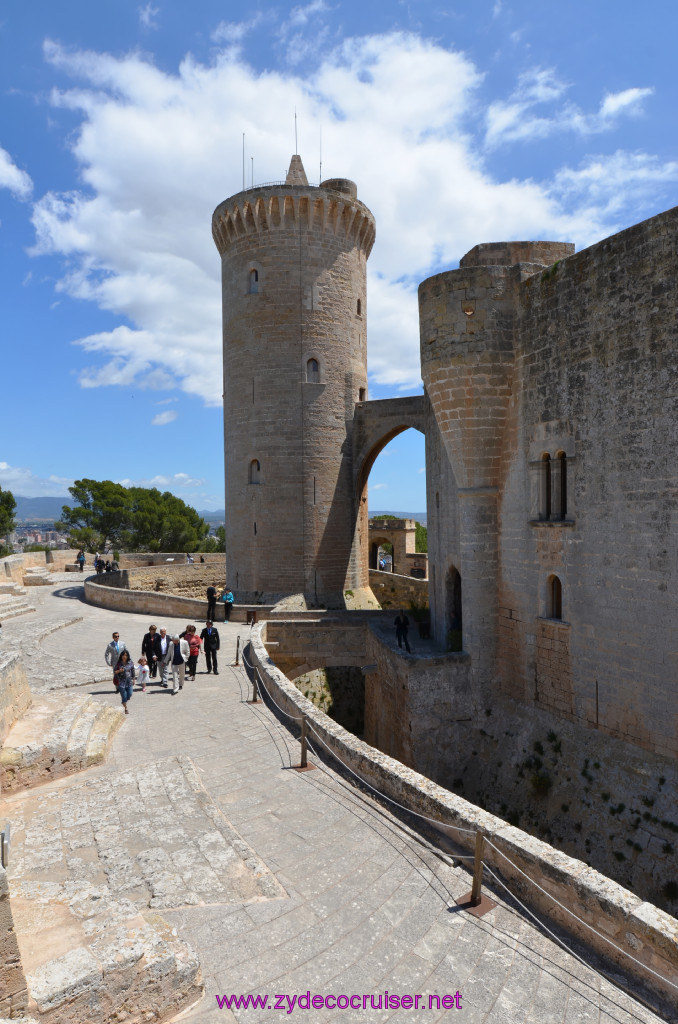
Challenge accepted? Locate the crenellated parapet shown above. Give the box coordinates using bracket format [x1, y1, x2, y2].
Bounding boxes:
[212, 183, 376, 257]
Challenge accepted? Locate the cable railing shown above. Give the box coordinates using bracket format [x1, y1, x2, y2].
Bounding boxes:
[237, 634, 678, 1007]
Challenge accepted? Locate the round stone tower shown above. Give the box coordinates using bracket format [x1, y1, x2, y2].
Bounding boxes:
[212, 156, 376, 606]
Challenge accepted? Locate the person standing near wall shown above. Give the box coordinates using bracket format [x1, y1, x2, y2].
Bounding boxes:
[220, 587, 234, 621]
[394, 610, 411, 653]
[206, 584, 217, 620]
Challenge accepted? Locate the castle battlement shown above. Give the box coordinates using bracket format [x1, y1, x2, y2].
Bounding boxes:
[212, 182, 376, 257]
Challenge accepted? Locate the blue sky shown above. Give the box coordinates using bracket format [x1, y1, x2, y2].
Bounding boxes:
[1, 1, 677, 512]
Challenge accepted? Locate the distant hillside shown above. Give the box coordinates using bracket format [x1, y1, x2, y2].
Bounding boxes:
[14, 496, 76, 522]
[370, 510, 427, 525]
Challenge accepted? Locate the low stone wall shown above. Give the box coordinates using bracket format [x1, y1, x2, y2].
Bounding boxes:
[84, 576, 230, 623]
[369, 569, 428, 610]
[1, 551, 81, 583]
[118, 552, 225, 568]
[250, 622, 678, 1017]
[125, 564, 223, 597]
[264, 618, 374, 678]
[0, 653, 31, 749]
[0, 867, 28, 1018]
[84, 575, 273, 624]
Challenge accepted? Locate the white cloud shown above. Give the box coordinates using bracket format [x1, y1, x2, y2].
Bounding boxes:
[485, 70, 654, 148]
[370, 482, 388, 491]
[28, 33, 677, 400]
[287, 1, 329, 29]
[0, 144, 33, 199]
[212, 14, 265, 46]
[118, 472, 203, 488]
[599, 87, 653, 120]
[138, 4, 159, 29]
[151, 409, 177, 426]
[0, 462, 73, 497]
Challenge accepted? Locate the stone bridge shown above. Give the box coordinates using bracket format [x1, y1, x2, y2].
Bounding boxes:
[0, 576, 675, 1023]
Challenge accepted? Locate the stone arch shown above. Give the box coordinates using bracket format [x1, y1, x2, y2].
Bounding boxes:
[352, 396, 427, 498]
[546, 572, 563, 620]
[369, 535, 394, 571]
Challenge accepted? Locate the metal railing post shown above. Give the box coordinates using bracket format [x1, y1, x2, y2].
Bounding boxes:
[300, 715, 308, 769]
[234, 635, 240, 666]
[251, 671, 260, 703]
[1, 823, 9, 869]
[471, 830, 485, 906]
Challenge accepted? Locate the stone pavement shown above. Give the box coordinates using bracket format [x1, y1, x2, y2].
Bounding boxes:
[0, 581, 671, 1023]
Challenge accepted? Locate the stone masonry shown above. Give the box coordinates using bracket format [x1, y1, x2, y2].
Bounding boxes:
[213, 156, 375, 607]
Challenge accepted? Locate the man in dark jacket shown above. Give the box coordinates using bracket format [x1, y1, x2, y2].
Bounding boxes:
[394, 610, 411, 653]
[206, 585, 217, 621]
[141, 625, 162, 678]
[200, 621, 220, 674]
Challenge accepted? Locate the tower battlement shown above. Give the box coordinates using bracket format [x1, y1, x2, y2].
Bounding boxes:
[212, 183, 376, 258]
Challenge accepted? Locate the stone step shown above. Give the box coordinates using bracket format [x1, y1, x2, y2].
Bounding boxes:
[0, 594, 36, 620]
[0, 695, 124, 791]
[23, 905, 202, 1024]
[3, 757, 231, 1022]
[0, 581, 26, 596]
[85, 705, 125, 767]
[0, 595, 34, 611]
[0, 605, 36, 621]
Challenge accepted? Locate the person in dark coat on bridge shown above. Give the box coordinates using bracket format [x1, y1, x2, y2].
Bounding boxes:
[200, 621, 220, 674]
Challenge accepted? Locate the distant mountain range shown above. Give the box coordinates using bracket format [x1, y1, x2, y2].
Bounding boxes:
[13, 496, 75, 521]
[13, 497, 425, 526]
[370, 510, 427, 525]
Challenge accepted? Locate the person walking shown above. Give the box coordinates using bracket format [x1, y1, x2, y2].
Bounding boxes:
[105, 632, 127, 689]
[76, 550, 85, 571]
[394, 610, 411, 653]
[200, 621, 220, 674]
[157, 626, 170, 687]
[141, 625, 162, 679]
[163, 634, 189, 694]
[186, 626, 202, 680]
[137, 656, 150, 692]
[206, 584, 217, 621]
[113, 650, 136, 713]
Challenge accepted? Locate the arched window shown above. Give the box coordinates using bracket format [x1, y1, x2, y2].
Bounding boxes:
[306, 358, 319, 383]
[358, 387, 365, 402]
[248, 458, 260, 484]
[248, 268, 259, 294]
[356, 298, 362, 316]
[549, 575, 562, 620]
[557, 451, 567, 520]
[541, 453, 551, 520]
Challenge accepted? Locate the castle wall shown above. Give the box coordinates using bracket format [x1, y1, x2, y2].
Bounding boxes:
[498, 208, 678, 759]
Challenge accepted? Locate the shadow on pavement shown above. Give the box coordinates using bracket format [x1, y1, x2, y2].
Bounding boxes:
[52, 586, 88, 602]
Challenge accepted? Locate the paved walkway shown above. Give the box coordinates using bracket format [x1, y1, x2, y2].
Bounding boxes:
[1, 582, 670, 1023]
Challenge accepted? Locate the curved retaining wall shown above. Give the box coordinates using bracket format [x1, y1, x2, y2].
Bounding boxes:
[84, 576, 232, 622]
[250, 621, 678, 1017]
